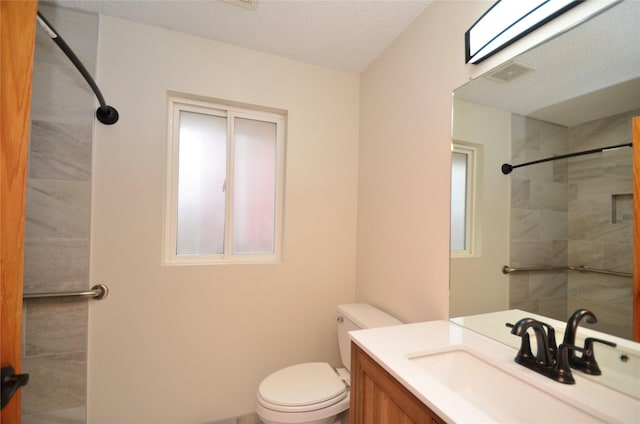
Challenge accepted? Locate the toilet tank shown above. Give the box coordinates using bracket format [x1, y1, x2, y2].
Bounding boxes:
[336, 303, 402, 371]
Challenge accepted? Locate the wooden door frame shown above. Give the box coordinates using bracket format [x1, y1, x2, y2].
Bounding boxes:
[1, 1, 38, 422]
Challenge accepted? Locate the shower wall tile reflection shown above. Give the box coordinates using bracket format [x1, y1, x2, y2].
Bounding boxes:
[567, 109, 637, 339]
[509, 109, 636, 338]
[510, 115, 568, 322]
[23, 5, 97, 423]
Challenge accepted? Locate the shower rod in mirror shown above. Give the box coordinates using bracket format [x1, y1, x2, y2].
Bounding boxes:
[501, 142, 632, 174]
[36, 11, 119, 125]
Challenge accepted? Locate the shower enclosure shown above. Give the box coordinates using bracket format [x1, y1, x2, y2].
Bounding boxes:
[22, 5, 97, 423]
[508, 109, 637, 339]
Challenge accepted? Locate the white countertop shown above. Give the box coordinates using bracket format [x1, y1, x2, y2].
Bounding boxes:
[349, 320, 640, 423]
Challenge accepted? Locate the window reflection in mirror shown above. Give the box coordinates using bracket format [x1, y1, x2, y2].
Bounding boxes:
[450, 144, 477, 256]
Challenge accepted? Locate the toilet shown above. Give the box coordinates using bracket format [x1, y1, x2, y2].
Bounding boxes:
[256, 303, 402, 424]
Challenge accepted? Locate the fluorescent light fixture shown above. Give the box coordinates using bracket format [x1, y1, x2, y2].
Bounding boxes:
[465, 0, 583, 64]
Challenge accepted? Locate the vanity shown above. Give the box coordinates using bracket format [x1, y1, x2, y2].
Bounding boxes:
[349, 312, 640, 423]
[350, 342, 445, 423]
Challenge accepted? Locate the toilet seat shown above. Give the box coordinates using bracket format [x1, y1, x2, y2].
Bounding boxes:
[257, 362, 348, 413]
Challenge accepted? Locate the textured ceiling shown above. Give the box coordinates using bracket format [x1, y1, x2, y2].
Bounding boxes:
[44, 0, 433, 74]
[44, 1, 639, 126]
[454, 1, 640, 127]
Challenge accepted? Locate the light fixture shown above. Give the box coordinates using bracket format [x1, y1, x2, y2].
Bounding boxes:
[465, 0, 583, 64]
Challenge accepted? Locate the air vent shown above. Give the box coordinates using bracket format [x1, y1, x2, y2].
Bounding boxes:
[484, 61, 535, 83]
[222, 0, 258, 10]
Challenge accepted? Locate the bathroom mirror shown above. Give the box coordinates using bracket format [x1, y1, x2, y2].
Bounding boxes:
[450, 1, 640, 341]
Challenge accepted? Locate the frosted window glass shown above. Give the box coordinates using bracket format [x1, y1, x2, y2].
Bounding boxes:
[451, 151, 467, 251]
[177, 111, 227, 255]
[232, 118, 277, 254]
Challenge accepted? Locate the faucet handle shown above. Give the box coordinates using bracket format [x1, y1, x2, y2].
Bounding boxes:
[555, 344, 590, 384]
[572, 337, 617, 375]
[584, 337, 616, 349]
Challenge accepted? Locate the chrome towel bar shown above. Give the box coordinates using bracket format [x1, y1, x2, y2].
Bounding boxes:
[502, 265, 632, 279]
[23, 284, 109, 300]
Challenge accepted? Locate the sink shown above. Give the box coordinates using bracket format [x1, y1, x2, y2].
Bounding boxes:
[407, 346, 609, 423]
[450, 309, 640, 401]
[351, 320, 639, 423]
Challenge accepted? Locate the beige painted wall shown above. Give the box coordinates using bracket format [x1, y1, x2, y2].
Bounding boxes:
[356, 1, 491, 323]
[89, 17, 358, 423]
[450, 99, 511, 317]
[355, 0, 616, 324]
[86, 2, 618, 422]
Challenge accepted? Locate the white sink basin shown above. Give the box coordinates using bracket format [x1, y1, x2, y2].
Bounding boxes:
[408, 346, 608, 423]
[450, 309, 640, 401]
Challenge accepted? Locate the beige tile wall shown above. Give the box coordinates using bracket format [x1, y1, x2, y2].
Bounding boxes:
[22, 5, 97, 423]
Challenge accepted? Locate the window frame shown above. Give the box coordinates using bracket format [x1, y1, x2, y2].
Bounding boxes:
[450, 143, 478, 258]
[163, 94, 285, 265]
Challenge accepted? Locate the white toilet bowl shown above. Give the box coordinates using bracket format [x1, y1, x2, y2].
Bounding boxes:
[256, 362, 350, 424]
[255, 304, 402, 424]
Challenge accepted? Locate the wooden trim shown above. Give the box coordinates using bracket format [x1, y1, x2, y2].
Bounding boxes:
[0, 1, 37, 421]
[633, 116, 640, 342]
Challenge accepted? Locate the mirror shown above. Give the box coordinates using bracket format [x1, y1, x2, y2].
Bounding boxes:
[450, 1, 640, 341]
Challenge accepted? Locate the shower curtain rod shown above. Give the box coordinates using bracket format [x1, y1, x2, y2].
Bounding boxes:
[36, 11, 119, 125]
[501, 142, 632, 175]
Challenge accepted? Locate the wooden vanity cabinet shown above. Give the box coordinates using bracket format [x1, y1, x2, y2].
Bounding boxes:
[350, 343, 446, 424]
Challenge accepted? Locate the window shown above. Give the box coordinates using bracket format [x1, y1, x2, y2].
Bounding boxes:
[164, 95, 285, 264]
[450, 143, 477, 257]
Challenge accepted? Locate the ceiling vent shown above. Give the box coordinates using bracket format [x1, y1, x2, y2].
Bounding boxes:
[484, 61, 536, 83]
[222, 0, 258, 10]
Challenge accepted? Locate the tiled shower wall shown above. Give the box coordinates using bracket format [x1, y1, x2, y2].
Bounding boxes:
[509, 115, 569, 321]
[566, 109, 637, 339]
[509, 110, 636, 338]
[22, 5, 97, 423]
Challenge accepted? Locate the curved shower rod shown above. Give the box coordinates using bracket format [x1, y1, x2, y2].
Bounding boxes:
[36, 11, 119, 125]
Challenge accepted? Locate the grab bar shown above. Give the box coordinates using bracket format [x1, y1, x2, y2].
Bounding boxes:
[23, 284, 109, 300]
[502, 265, 632, 278]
